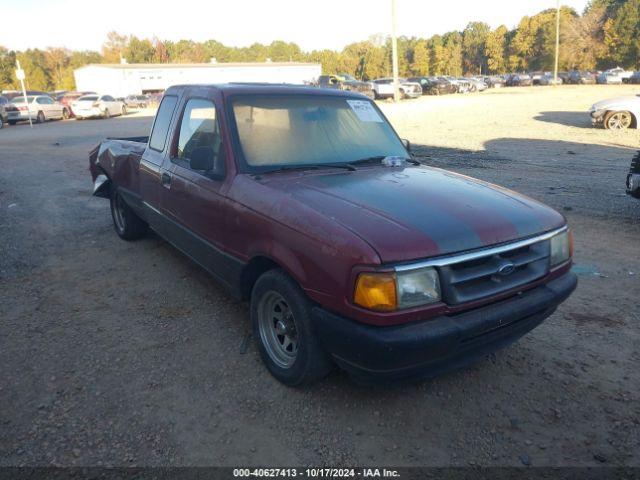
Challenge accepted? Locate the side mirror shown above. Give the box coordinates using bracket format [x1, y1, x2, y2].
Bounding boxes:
[189, 146, 215, 171]
[401, 138, 412, 153]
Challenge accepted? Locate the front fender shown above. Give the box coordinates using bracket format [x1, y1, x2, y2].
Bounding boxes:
[93, 173, 111, 198]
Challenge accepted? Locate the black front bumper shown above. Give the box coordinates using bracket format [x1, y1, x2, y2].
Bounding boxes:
[312, 272, 577, 384]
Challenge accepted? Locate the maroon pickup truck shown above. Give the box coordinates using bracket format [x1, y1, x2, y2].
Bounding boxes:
[89, 84, 577, 385]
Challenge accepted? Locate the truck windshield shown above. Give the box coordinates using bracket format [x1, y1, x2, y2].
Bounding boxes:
[230, 95, 407, 171]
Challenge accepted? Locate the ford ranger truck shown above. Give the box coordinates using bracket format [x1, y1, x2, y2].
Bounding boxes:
[89, 84, 577, 386]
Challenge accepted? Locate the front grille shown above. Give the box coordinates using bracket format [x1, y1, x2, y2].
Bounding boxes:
[438, 240, 550, 305]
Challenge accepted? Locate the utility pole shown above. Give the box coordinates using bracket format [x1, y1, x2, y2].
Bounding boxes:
[391, 0, 400, 102]
[553, 0, 560, 86]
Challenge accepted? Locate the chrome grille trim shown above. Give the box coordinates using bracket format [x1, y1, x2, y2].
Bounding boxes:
[394, 226, 567, 272]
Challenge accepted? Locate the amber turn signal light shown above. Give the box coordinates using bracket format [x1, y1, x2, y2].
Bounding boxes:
[354, 272, 397, 312]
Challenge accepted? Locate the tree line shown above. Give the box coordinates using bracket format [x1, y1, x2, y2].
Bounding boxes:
[1, 0, 638, 92]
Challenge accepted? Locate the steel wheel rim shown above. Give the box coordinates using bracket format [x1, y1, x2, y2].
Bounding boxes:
[257, 291, 298, 368]
[113, 194, 126, 232]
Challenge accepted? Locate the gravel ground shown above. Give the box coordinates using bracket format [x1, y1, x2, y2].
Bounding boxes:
[1, 86, 639, 468]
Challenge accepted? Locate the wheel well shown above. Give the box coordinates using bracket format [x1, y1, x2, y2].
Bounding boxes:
[240, 256, 282, 301]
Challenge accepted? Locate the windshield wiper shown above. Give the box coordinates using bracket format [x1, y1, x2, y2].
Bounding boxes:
[352, 155, 421, 166]
[259, 163, 356, 174]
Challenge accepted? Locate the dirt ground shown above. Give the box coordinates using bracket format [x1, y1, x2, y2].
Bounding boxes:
[1, 85, 638, 468]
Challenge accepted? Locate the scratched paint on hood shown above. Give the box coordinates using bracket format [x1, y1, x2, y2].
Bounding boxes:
[259, 166, 565, 262]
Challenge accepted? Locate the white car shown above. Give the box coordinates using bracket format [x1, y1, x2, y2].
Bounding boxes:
[72, 94, 126, 119]
[605, 67, 634, 83]
[589, 94, 640, 129]
[5, 95, 67, 124]
[371, 78, 422, 99]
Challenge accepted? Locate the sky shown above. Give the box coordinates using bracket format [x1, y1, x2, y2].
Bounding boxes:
[1, 0, 590, 53]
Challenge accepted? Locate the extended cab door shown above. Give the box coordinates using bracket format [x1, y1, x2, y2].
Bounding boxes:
[158, 94, 239, 286]
[138, 94, 179, 232]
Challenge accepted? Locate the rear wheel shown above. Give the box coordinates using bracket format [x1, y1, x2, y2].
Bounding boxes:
[121, 106, 127, 115]
[36, 111, 45, 124]
[103, 108, 110, 119]
[604, 111, 633, 130]
[110, 189, 148, 240]
[0, 116, 3, 129]
[251, 269, 333, 386]
[62, 108, 69, 120]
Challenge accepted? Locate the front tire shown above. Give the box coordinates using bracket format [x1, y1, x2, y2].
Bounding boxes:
[251, 269, 333, 386]
[604, 111, 633, 130]
[110, 189, 148, 240]
[103, 108, 110, 119]
[62, 108, 70, 120]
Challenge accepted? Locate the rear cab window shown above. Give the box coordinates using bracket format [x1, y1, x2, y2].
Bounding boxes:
[149, 95, 178, 152]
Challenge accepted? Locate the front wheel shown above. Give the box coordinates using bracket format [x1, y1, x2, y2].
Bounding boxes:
[251, 269, 333, 386]
[604, 111, 633, 130]
[110, 189, 148, 240]
[62, 108, 70, 120]
[103, 108, 110, 119]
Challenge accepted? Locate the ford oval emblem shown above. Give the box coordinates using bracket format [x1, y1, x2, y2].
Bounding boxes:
[497, 262, 516, 276]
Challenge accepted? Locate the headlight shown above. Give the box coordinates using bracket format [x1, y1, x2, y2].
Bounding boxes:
[550, 230, 573, 267]
[354, 267, 441, 312]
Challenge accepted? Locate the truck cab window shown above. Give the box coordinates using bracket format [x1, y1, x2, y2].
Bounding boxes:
[149, 95, 178, 151]
[175, 98, 224, 176]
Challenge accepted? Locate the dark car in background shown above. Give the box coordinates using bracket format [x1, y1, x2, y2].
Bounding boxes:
[628, 72, 640, 84]
[568, 71, 596, 85]
[317, 74, 374, 98]
[484, 76, 506, 88]
[408, 76, 457, 95]
[627, 151, 640, 200]
[507, 74, 533, 87]
[0, 95, 8, 128]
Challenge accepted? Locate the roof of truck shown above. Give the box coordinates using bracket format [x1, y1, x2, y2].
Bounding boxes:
[164, 83, 367, 98]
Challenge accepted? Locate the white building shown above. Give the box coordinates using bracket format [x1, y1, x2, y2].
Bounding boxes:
[74, 61, 322, 97]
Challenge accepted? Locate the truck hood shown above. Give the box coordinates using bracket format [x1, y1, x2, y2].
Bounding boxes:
[257, 166, 565, 263]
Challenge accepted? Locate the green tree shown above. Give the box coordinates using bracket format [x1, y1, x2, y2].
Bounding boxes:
[102, 31, 127, 63]
[462, 22, 490, 74]
[485, 26, 508, 73]
[124, 37, 155, 63]
[411, 39, 430, 75]
[443, 32, 463, 75]
[608, 0, 640, 68]
[16, 50, 51, 90]
[0, 46, 17, 90]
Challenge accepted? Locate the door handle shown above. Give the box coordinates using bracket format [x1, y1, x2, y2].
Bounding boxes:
[161, 172, 172, 188]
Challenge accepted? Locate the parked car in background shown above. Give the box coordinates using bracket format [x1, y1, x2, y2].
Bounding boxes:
[2, 90, 50, 101]
[506, 74, 532, 87]
[627, 151, 640, 199]
[4, 95, 66, 124]
[317, 74, 374, 99]
[89, 83, 576, 386]
[407, 76, 457, 95]
[56, 92, 85, 118]
[530, 72, 544, 85]
[627, 71, 640, 84]
[605, 67, 633, 83]
[0, 95, 9, 129]
[72, 94, 127, 119]
[539, 74, 563, 86]
[589, 94, 639, 129]
[125, 95, 150, 108]
[597, 72, 623, 84]
[371, 78, 422, 99]
[568, 71, 596, 84]
[468, 77, 488, 92]
[484, 76, 505, 88]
